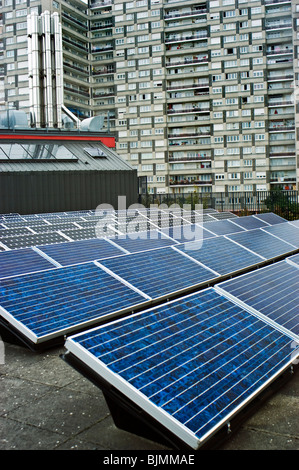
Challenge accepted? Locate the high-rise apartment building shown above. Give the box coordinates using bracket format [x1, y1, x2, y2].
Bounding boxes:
[1, 0, 298, 194]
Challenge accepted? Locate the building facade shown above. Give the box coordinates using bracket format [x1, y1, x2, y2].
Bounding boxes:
[1, 0, 299, 194]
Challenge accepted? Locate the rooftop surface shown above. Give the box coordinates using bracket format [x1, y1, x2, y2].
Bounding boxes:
[1, 340, 299, 452]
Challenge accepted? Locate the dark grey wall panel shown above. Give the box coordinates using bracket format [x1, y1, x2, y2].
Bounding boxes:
[0, 170, 138, 214]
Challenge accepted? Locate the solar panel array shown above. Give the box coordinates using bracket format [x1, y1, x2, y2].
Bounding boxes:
[0, 210, 298, 350]
[1, 208, 299, 450]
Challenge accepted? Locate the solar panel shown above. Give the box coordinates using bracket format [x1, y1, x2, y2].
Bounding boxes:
[64, 288, 298, 450]
[0, 247, 57, 279]
[0, 262, 148, 347]
[61, 227, 117, 241]
[287, 253, 299, 267]
[253, 212, 286, 225]
[98, 247, 218, 299]
[290, 219, 299, 229]
[159, 224, 216, 243]
[176, 236, 264, 276]
[37, 238, 125, 266]
[206, 211, 238, 220]
[200, 219, 245, 236]
[261, 223, 299, 248]
[226, 228, 297, 260]
[0, 227, 33, 237]
[229, 215, 269, 231]
[31, 222, 81, 233]
[111, 231, 179, 254]
[0, 232, 69, 249]
[217, 261, 299, 338]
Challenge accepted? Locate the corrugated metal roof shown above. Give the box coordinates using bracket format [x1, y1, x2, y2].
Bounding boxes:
[0, 139, 133, 173]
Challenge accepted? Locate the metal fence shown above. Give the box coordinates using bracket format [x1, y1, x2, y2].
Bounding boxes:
[138, 191, 299, 221]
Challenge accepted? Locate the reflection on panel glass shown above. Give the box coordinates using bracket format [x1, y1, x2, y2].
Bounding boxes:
[0, 144, 78, 161]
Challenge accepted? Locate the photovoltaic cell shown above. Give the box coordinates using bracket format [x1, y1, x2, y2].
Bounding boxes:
[176, 236, 264, 276]
[217, 261, 299, 338]
[0, 248, 57, 279]
[253, 212, 286, 225]
[200, 219, 245, 236]
[111, 231, 178, 254]
[0, 232, 69, 249]
[99, 247, 217, 299]
[37, 238, 125, 266]
[229, 215, 269, 231]
[65, 288, 298, 450]
[159, 224, 216, 243]
[261, 222, 299, 248]
[226, 228, 296, 260]
[0, 262, 147, 344]
[61, 227, 116, 241]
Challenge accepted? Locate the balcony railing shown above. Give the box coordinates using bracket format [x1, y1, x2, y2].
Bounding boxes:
[169, 180, 212, 186]
[167, 107, 209, 114]
[169, 155, 211, 162]
[168, 132, 210, 138]
[268, 100, 293, 107]
[269, 126, 295, 132]
[265, 23, 292, 30]
[166, 57, 208, 67]
[268, 74, 293, 81]
[165, 33, 208, 43]
[164, 8, 207, 20]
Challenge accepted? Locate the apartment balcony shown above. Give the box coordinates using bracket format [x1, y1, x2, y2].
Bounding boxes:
[64, 86, 90, 98]
[90, 23, 113, 31]
[169, 154, 211, 163]
[269, 152, 295, 157]
[90, 0, 112, 8]
[64, 62, 89, 75]
[92, 44, 113, 53]
[168, 131, 210, 138]
[268, 100, 293, 107]
[63, 37, 89, 53]
[164, 7, 207, 20]
[92, 66, 115, 75]
[167, 106, 210, 115]
[270, 177, 296, 183]
[269, 125, 295, 132]
[166, 57, 208, 67]
[266, 48, 292, 56]
[165, 32, 208, 44]
[167, 83, 209, 92]
[265, 22, 292, 30]
[62, 12, 88, 30]
[169, 179, 212, 186]
[264, 0, 291, 5]
[267, 74, 293, 82]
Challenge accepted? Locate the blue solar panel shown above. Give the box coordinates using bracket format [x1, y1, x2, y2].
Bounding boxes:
[65, 288, 298, 450]
[37, 238, 125, 266]
[200, 219, 245, 236]
[176, 236, 264, 276]
[111, 231, 179, 254]
[253, 212, 286, 225]
[287, 253, 299, 267]
[0, 262, 147, 345]
[226, 228, 296, 260]
[99, 247, 218, 299]
[261, 223, 299, 248]
[217, 261, 299, 338]
[229, 215, 269, 231]
[0, 248, 57, 279]
[160, 224, 216, 243]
